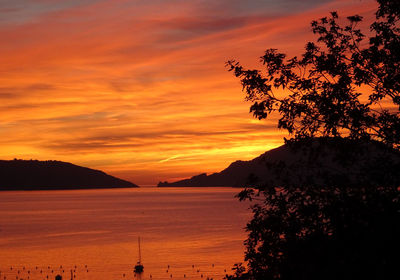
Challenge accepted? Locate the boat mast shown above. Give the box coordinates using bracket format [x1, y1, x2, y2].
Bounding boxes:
[138, 237, 141, 264]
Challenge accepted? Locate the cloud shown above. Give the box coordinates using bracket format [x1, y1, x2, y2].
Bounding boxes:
[0, 0, 100, 24]
[0, 0, 377, 184]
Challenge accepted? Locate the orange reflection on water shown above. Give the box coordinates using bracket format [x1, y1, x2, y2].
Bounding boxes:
[0, 188, 251, 280]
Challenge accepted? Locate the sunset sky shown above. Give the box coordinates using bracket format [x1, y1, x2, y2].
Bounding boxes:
[0, 0, 376, 186]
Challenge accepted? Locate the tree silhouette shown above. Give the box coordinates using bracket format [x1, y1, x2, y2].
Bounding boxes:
[226, 1, 400, 279]
[227, 0, 399, 149]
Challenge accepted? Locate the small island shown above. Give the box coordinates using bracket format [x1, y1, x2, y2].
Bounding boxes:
[0, 159, 139, 190]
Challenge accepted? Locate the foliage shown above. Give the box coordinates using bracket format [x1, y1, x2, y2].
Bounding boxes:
[227, 183, 399, 280]
[226, 1, 400, 279]
[227, 0, 400, 149]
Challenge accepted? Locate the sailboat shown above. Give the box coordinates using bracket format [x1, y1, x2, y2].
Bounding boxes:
[134, 237, 144, 273]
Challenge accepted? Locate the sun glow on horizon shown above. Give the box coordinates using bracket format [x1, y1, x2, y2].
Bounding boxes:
[0, 0, 377, 185]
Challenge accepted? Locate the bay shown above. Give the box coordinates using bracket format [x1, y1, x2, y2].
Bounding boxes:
[0, 187, 251, 280]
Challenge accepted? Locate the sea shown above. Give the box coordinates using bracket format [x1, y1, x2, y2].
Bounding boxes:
[0, 187, 251, 280]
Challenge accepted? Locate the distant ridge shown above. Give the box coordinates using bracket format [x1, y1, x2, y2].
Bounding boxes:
[0, 159, 139, 190]
[158, 138, 400, 188]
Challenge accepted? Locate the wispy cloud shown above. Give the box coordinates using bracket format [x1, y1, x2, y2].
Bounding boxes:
[0, 0, 376, 185]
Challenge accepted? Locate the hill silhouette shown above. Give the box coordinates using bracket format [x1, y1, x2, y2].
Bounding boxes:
[0, 159, 138, 190]
[158, 138, 400, 188]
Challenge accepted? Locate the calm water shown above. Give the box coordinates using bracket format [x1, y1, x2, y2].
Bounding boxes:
[0, 187, 251, 280]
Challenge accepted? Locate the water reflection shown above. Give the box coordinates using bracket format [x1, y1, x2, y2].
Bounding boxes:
[0, 187, 250, 280]
[135, 271, 143, 280]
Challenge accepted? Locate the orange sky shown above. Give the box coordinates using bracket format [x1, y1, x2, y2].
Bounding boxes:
[0, 0, 377, 186]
